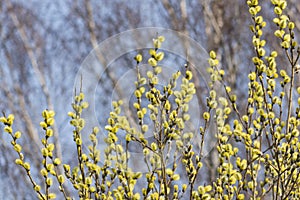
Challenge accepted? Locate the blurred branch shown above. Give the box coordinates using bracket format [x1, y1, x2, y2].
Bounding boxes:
[5, 0, 63, 167]
[161, 0, 179, 30]
[83, 0, 138, 128]
[200, 0, 223, 44]
[1, 42, 42, 166]
[180, 0, 188, 34]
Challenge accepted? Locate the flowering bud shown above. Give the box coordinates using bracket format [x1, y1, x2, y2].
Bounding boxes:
[135, 54, 142, 63]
